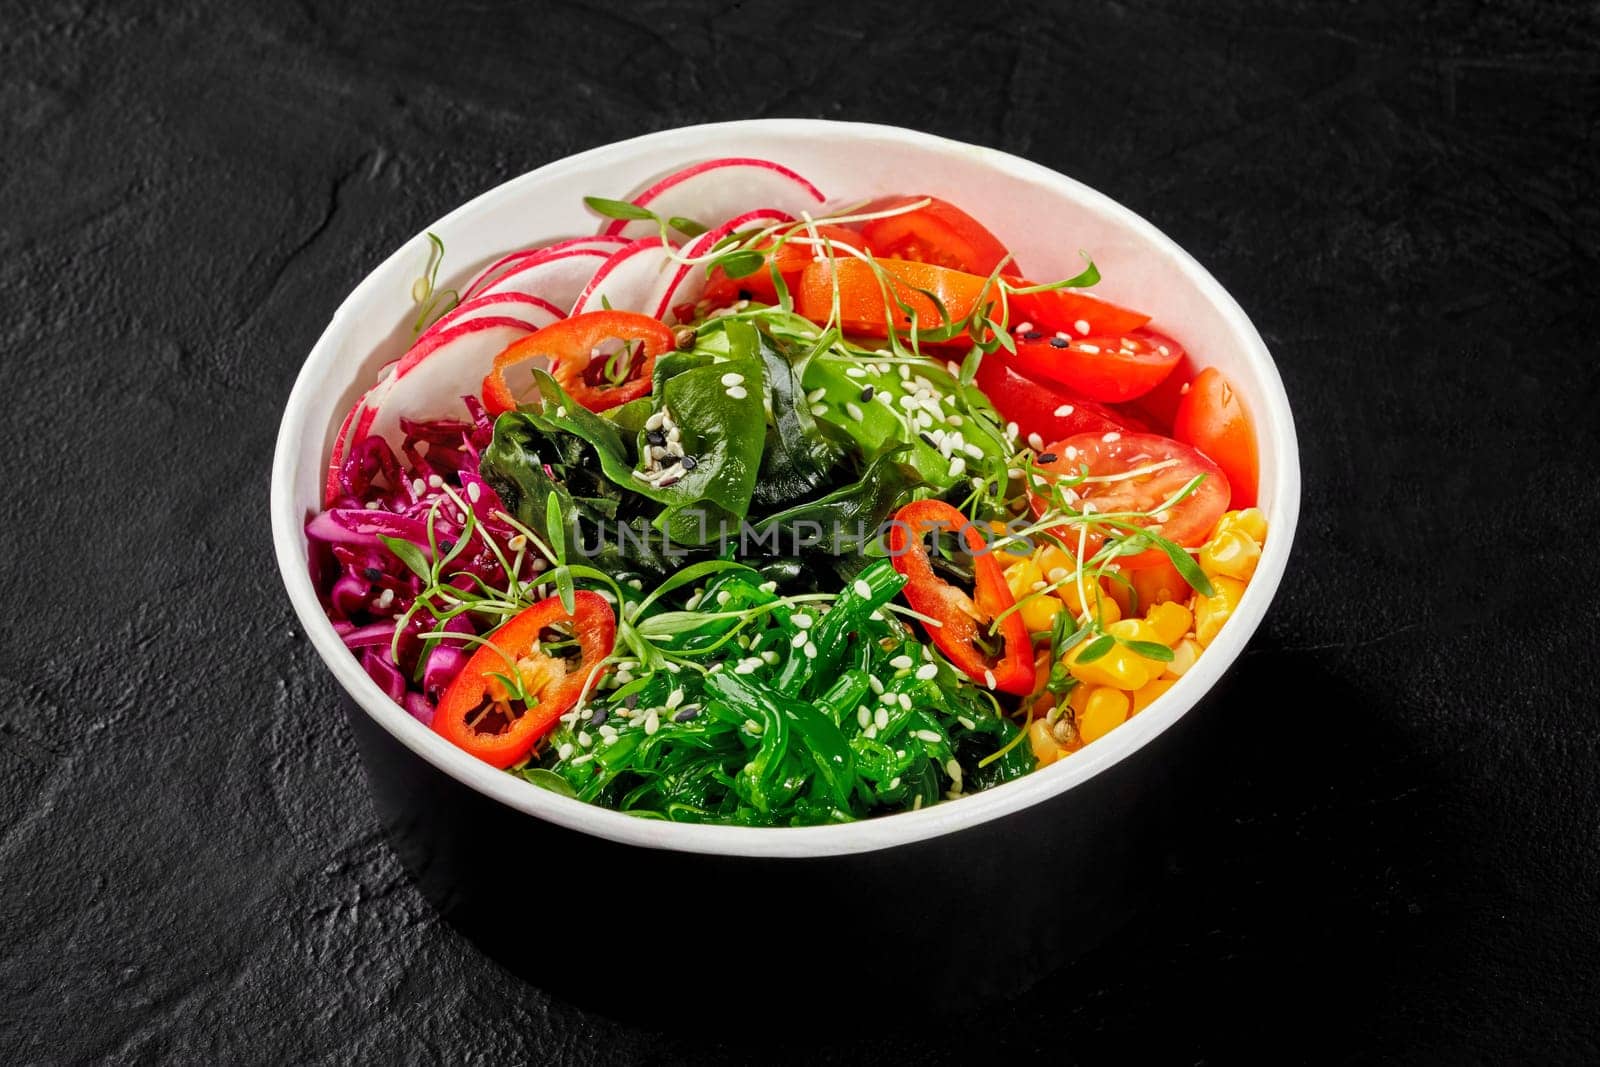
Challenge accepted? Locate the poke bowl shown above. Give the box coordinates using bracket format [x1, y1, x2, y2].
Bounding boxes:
[271, 118, 1298, 1014]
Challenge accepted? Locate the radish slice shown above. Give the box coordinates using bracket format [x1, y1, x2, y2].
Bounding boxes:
[415, 292, 563, 346]
[461, 236, 630, 301]
[598, 158, 825, 241]
[647, 208, 794, 323]
[325, 368, 396, 503]
[366, 318, 538, 451]
[474, 247, 612, 309]
[570, 237, 680, 317]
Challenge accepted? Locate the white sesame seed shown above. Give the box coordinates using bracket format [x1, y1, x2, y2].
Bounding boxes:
[946, 414, 963, 427]
[1028, 432, 1046, 451]
[880, 692, 898, 706]
[761, 650, 780, 664]
[806, 387, 828, 404]
[1047, 567, 1070, 583]
[745, 720, 762, 734]
[578, 730, 593, 747]
[1053, 404, 1076, 417]
[645, 411, 665, 430]
[947, 456, 966, 479]
[946, 360, 960, 375]
[914, 729, 942, 743]
[1073, 319, 1091, 335]
[844, 402, 865, 421]
[720, 372, 744, 387]
[853, 578, 873, 598]
[804, 642, 818, 659]
[865, 724, 878, 739]
[466, 481, 482, 503]
[915, 663, 938, 681]
[758, 580, 778, 593]
[898, 364, 911, 380]
[857, 705, 872, 729]
[791, 632, 809, 648]
[557, 743, 574, 760]
[889, 776, 902, 789]
[363, 501, 380, 510]
[374, 588, 395, 610]
[1079, 343, 1100, 354]
[411, 478, 426, 496]
[868, 675, 885, 695]
[666, 688, 685, 710]
[963, 442, 985, 461]
[644, 710, 660, 735]
[734, 658, 759, 675]
[946, 759, 963, 781]
[874, 706, 890, 729]
[792, 613, 813, 629]
[845, 366, 867, 378]
[1180, 382, 1191, 394]
[1102, 432, 1121, 442]
[1065, 446, 1079, 460]
[810, 403, 828, 416]
[716, 591, 731, 606]
[1016, 321, 1033, 333]
[726, 385, 748, 400]
[890, 654, 913, 670]
[1005, 421, 1020, 440]
[898, 693, 912, 710]
[983, 669, 997, 688]
[600, 724, 618, 741]
[1158, 345, 1170, 356]
[957, 715, 975, 730]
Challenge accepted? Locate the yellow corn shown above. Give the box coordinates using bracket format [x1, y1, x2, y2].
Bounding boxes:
[1163, 637, 1200, 679]
[1067, 619, 1164, 690]
[1194, 576, 1246, 647]
[1078, 687, 1130, 743]
[1058, 577, 1121, 624]
[1002, 559, 1066, 632]
[1214, 507, 1267, 544]
[1199, 529, 1261, 582]
[991, 522, 1033, 563]
[1034, 545, 1076, 581]
[1146, 601, 1193, 646]
[1131, 678, 1175, 714]
[1028, 718, 1066, 766]
[1003, 559, 1043, 597]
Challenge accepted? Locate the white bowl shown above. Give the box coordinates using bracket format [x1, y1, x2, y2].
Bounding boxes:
[271, 119, 1299, 861]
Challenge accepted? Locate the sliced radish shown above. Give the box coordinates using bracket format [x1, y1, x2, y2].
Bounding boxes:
[415, 292, 563, 347]
[598, 158, 825, 240]
[570, 237, 680, 317]
[462, 235, 630, 301]
[646, 208, 794, 323]
[474, 247, 612, 310]
[366, 318, 538, 451]
[325, 368, 396, 503]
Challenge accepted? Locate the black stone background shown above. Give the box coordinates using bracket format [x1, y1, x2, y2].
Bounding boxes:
[3, 0, 1597, 1062]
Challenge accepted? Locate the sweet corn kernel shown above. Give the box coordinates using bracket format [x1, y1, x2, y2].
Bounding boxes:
[1163, 637, 1200, 678]
[1067, 681, 1092, 715]
[1129, 560, 1190, 608]
[1146, 601, 1193, 646]
[1214, 507, 1267, 544]
[1067, 619, 1164, 690]
[1034, 545, 1076, 580]
[1199, 529, 1261, 582]
[1019, 591, 1063, 633]
[1058, 577, 1121, 624]
[1131, 678, 1175, 714]
[991, 522, 1033, 562]
[1028, 718, 1066, 766]
[1194, 576, 1246, 647]
[1078, 687, 1130, 743]
[1003, 559, 1043, 598]
[1105, 577, 1134, 618]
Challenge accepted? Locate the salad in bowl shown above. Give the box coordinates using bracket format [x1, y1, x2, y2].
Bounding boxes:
[304, 155, 1272, 829]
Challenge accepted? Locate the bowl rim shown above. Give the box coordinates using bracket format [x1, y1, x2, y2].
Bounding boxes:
[271, 118, 1300, 859]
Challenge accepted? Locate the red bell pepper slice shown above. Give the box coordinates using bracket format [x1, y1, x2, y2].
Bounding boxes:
[482, 311, 676, 415]
[887, 500, 1035, 695]
[433, 590, 616, 769]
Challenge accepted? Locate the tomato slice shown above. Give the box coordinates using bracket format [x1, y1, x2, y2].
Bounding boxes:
[1028, 432, 1230, 571]
[1005, 328, 1183, 403]
[482, 311, 676, 414]
[973, 356, 1134, 444]
[887, 500, 1035, 695]
[433, 591, 616, 769]
[1172, 367, 1259, 508]
[703, 224, 864, 309]
[859, 195, 1015, 276]
[1006, 286, 1150, 339]
[796, 257, 1000, 343]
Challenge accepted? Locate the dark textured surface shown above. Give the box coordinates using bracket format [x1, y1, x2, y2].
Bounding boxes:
[4, 0, 1598, 1062]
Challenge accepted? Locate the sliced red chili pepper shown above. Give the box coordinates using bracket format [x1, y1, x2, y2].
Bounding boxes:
[887, 500, 1034, 696]
[482, 311, 676, 415]
[433, 590, 616, 769]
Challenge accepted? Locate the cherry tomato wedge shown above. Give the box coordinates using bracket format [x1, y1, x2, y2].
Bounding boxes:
[858, 195, 1015, 276]
[482, 311, 676, 415]
[433, 591, 616, 769]
[887, 500, 1035, 695]
[703, 224, 865, 309]
[1006, 286, 1151, 340]
[1005, 328, 1184, 403]
[1028, 432, 1230, 572]
[1172, 367, 1259, 508]
[973, 356, 1135, 444]
[796, 257, 1001, 343]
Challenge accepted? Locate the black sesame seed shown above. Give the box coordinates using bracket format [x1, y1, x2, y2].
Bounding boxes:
[681, 454, 698, 470]
[645, 429, 666, 446]
[364, 567, 383, 581]
[440, 540, 454, 552]
[1024, 331, 1043, 341]
[919, 432, 937, 447]
[1037, 452, 1058, 463]
[660, 454, 681, 466]
[674, 707, 699, 723]
[1048, 337, 1069, 349]
[860, 385, 875, 402]
[589, 706, 609, 727]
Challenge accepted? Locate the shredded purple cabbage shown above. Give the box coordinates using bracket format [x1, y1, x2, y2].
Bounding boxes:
[307, 397, 523, 726]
